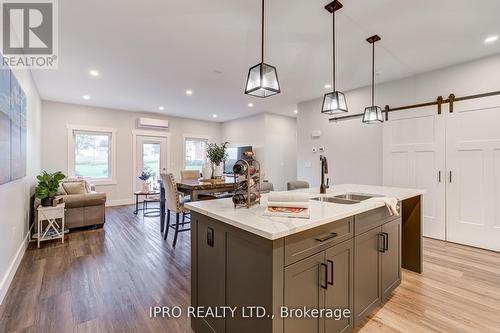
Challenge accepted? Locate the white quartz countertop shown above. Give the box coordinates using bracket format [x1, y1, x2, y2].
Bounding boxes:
[184, 184, 424, 240]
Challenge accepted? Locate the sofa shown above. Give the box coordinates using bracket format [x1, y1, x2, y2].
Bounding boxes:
[36, 179, 107, 229]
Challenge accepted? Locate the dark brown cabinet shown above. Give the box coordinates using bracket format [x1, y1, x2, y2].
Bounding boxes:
[284, 239, 353, 333]
[191, 208, 402, 333]
[354, 217, 401, 326]
[324, 240, 354, 333]
[381, 218, 401, 300]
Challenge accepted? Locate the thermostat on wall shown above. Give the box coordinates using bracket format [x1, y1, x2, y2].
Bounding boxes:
[311, 130, 322, 138]
[312, 147, 318, 153]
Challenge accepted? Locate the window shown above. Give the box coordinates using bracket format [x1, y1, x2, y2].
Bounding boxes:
[68, 125, 117, 184]
[184, 137, 208, 173]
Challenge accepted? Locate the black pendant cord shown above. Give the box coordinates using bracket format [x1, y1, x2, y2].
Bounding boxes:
[332, 1, 336, 92]
[371, 41, 375, 106]
[261, 0, 265, 64]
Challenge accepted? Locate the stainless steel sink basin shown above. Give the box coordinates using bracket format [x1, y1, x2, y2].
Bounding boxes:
[311, 193, 382, 205]
[311, 197, 359, 204]
[333, 193, 380, 201]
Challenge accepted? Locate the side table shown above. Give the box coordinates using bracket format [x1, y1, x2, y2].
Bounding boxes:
[36, 203, 66, 248]
[133, 191, 160, 214]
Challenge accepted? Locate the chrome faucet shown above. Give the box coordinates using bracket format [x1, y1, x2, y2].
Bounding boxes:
[320, 155, 329, 194]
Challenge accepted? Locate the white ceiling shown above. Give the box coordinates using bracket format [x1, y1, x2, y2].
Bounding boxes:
[32, 0, 500, 122]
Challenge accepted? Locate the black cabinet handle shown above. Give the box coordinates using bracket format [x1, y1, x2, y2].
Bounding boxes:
[438, 171, 441, 183]
[315, 232, 338, 242]
[207, 227, 214, 247]
[319, 263, 328, 290]
[382, 232, 389, 251]
[378, 233, 386, 252]
[449, 171, 452, 183]
[327, 260, 334, 286]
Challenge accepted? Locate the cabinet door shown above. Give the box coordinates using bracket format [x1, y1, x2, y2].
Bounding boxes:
[381, 219, 401, 300]
[284, 252, 325, 333]
[354, 227, 382, 325]
[383, 107, 446, 240]
[446, 98, 500, 252]
[324, 240, 353, 333]
[196, 216, 226, 333]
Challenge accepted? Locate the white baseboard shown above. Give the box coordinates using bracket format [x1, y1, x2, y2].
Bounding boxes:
[0, 231, 29, 305]
[106, 198, 135, 207]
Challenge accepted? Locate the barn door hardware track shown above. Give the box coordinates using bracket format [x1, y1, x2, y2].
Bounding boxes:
[329, 89, 500, 122]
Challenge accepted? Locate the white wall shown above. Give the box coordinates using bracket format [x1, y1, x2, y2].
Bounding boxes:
[41, 101, 221, 204]
[222, 113, 297, 191]
[0, 69, 41, 304]
[297, 53, 500, 187]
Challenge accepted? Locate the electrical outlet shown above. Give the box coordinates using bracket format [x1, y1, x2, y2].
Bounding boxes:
[305, 162, 312, 168]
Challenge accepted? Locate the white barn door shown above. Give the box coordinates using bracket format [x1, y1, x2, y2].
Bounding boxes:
[383, 106, 446, 240]
[446, 96, 500, 251]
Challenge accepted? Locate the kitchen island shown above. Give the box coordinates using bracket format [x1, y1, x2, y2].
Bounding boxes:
[185, 184, 424, 333]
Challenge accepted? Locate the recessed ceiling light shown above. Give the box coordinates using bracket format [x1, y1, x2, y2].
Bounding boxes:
[293, 109, 298, 114]
[158, 106, 165, 111]
[484, 35, 499, 44]
[186, 90, 193, 95]
[248, 103, 254, 107]
[82, 95, 91, 100]
[212, 114, 218, 118]
[324, 84, 332, 89]
[89, 70, 100, 77]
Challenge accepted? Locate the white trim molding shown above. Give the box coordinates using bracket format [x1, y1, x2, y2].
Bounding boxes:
[0, 231, 29, 305]
[182, 134, 211, 170]
[132, 130, 172, 192]
[67, 124, 118, 185]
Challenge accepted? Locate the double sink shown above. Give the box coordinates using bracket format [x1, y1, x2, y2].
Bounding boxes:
[311, 193, 382, 205]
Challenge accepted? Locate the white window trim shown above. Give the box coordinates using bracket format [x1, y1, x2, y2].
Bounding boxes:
[182, 134, 211, 169]
[132, 130, 171, 192]
[67, 124, 117, 185]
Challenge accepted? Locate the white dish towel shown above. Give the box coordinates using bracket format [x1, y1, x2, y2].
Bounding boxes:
[367, 197, 399, 216]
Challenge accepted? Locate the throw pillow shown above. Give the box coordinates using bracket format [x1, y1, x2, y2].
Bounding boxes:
[63, 181, 87, 195]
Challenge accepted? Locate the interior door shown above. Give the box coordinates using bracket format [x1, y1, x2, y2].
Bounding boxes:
[135, 135, 167, 191]
[446, 95, 500, 252]
[383, 106, 446, 240]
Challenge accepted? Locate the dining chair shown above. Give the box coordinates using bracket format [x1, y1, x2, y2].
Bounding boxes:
[261, 181, 274, 193]
[180, 170, 200, 180]
[287, 180, 310, 191]
[161, 173, 190, 247]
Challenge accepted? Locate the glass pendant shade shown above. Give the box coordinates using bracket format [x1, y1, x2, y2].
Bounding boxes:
[362, 105, 384, 123]
[321, 91, 348, 115]
[245, 62, 280, 98]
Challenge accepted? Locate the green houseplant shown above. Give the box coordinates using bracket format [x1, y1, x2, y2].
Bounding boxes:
[36, 171, 66, 206]
[206, 142, 229, 178]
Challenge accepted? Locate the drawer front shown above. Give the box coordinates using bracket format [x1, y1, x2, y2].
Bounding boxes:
[355, 205, 400, 236]
[284, 217, 353, 266]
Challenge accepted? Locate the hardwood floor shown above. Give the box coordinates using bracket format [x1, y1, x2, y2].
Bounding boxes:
[1, 205, 499, 332]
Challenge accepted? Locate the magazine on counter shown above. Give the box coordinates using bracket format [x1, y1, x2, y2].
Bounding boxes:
[263, 206, 310, 219]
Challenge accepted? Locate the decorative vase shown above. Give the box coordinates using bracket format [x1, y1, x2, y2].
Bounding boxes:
[142, 181, 151, 193]
[202, 163, 213, 180]
[213, 163, 224, 178]
[41, 197, 54, 207]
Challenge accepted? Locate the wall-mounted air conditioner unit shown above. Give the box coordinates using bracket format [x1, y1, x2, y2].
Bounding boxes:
[137, 117, 169, 130]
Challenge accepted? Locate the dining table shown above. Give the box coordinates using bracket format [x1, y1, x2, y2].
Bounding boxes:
[176, 178, 237, 201]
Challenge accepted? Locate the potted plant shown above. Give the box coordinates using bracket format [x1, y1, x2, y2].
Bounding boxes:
[36, 171, 66, 206]
[206, 142, 229, 178]
[138, 168, 153, 192]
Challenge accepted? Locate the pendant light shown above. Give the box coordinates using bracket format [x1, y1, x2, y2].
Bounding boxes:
[245, 0, 280, 98]
[321, 1, 348, 115]
[362, 35, 384, 123]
